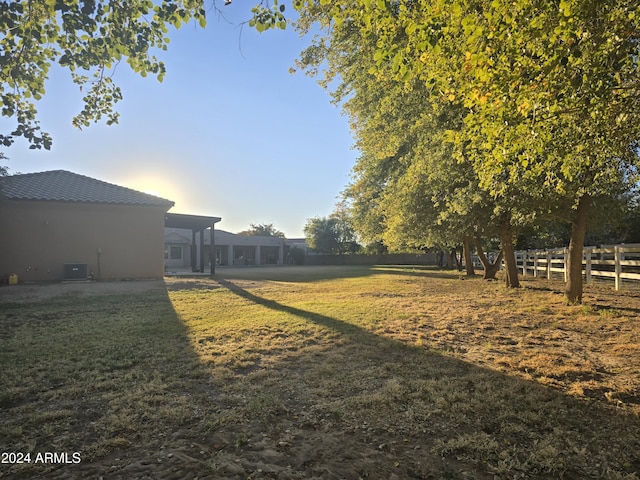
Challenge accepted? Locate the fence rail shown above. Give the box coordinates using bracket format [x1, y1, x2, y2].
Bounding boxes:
[514, 244, 640, 290]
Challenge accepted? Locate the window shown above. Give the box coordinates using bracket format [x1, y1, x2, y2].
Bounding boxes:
[166, 245, 182, 260]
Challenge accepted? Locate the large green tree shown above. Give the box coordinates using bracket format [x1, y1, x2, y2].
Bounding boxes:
[304, 206, 359, 254]
[296, 1, 550, 286]
[238, 223, 286, 238]
[287, 0, 640, 303]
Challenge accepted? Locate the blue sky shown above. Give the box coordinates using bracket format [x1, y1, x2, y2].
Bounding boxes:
[2, 3, 357, 238]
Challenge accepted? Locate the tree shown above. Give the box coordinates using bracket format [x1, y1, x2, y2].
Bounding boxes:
[330, 201, 360, 253]
[304, 216, 339, 254]
[238, 223, 286, 238]
[1, 0, 209, 150]
[0, 153, 8, 177]
[296, 3, 532, 284]
[304, 208, 359, 254]
[0, 0, 295, 153]
[287, 0, 640, 303]
[287, 245, 306, 265]
[625, 200, 640, 243]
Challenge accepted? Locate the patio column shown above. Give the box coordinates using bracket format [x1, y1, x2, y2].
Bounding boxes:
[255, 245, 261, 265]
[191, 230, 197, 271]
[278, 242, 284, 264]
[227, 244, 233, 266]
[209, 225, 215, 275]
[200, 229, 205, 273]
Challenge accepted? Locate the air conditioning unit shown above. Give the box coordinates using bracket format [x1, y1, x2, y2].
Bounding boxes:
[63, 263, 88, 280]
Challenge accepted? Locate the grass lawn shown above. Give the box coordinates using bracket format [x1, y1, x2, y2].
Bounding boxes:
[1, 265, 639, 479]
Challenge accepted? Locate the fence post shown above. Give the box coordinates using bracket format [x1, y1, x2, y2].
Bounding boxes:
[533, 251, 538, 278]
[584, 247, 592, 284]
[563, 248, 568, 282]
[546, 251, 552, 279]
[615, 246, 622, 291]
[522, 251, 527, 276]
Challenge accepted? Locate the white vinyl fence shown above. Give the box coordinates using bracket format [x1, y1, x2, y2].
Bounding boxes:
[514, 243, 640, 290]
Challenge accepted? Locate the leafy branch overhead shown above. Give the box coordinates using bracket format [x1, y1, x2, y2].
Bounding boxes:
[0, 0, 207, 149]
[249, 0, 287, 32]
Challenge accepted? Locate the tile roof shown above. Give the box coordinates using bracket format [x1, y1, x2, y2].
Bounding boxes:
[0, 170, 174, 207]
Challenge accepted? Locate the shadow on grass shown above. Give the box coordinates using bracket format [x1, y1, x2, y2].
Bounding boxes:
[216, 264, 475, 284]
[215, 264, 378, 283]
[371, 264, 477, 281]
[522, 277, 640, 313]
[3, 279, 640, 479]
[210, 277, 640, 479]
[0, 286, 219, 480]
[215, 278, 384, 346]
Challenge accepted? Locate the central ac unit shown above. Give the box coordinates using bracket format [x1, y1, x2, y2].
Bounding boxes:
[63, 263, 88, 280]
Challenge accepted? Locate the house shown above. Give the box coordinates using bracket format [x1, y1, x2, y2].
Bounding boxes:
[0, 170, 175, 282]
[164, 227, 285, 269]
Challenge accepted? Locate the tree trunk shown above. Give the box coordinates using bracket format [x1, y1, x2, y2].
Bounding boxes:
[452, 247, 463, 271]
[499, 216, 520, 288]
[446, 250, 454, 268]
[565, 194, 591, 304]
[463, 235, 476, 276]
[474, 236, 504, 280]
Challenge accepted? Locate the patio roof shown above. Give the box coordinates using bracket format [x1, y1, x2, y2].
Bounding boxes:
[164, 212, 221, 231]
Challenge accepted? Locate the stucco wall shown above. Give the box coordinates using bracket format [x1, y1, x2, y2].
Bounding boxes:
[0, 200, 169, 282]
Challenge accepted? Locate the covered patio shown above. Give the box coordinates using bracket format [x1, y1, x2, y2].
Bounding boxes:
[164, 213, 221, 274]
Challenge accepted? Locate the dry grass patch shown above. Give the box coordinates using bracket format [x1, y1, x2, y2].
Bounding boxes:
[1, 266, 639, 479]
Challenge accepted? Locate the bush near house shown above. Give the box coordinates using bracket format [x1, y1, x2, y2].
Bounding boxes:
[287, 246, 306, 265]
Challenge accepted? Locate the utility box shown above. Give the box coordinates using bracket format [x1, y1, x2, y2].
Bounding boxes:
[63, 263, 88, 281]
